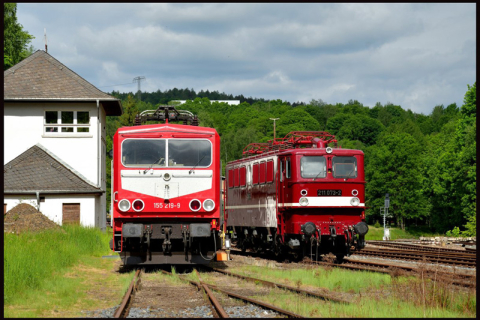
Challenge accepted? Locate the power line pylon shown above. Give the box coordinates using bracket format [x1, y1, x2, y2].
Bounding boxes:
[133, 76, 146, 101]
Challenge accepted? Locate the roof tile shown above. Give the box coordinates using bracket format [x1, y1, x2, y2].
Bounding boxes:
[4, 50, 122, 116]
[4, 145, 103, 194]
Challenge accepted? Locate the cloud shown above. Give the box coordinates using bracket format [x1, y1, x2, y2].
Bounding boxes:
[15, 3, 476, 115]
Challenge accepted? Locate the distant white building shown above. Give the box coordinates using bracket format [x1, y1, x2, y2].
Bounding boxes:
[4, 50, 123, 229]
[174, 100, 241, 105]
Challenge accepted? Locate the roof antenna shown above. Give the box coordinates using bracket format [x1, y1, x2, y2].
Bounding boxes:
[44, 28, 48, 53]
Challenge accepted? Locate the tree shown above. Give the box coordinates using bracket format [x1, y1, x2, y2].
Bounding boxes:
[4, 3, 35, 70]
[365, 132, 429, 229]
[338, 115, 384, 146]
[119, 95, 139, 127]
[276, 108, 320, 137]
[457, 83, 476, 236]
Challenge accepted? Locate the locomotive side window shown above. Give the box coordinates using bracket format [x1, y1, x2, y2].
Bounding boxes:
[259, 161, 266, 184]
[122, 139, 166, 166]
[286, 159, 291, 179]
[252, 163, 259, 185]
[332, 156, 357, 178]
[228, 169, 234, 188]
[280, 160, 284, 182]
[234, 168, 240, 187]
[266, 160, 274, 183]
[239, 166, 246, 186]
[301, 156, 326, 179]
[168, 140, 211, 167]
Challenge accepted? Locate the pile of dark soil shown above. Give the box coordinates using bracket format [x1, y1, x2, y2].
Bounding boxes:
[4, 203, 61, 234]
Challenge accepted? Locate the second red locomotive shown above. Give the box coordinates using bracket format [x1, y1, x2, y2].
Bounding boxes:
[225, 131, 368, 261]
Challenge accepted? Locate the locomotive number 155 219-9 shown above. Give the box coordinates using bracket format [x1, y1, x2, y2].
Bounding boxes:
[154, 202, 181, 209]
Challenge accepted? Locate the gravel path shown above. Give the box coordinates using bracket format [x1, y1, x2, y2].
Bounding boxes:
[83, 304, 281, 318]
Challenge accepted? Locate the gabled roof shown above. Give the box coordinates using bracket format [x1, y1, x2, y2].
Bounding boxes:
[4, 50, 122, 116]
[4, 144, 103, 195]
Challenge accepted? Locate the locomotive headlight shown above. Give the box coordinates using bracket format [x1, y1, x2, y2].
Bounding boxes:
[118, 199, 131, 212]
[350, 197, 360, 206]
[203, 199, 215, 212]
[352, 189, 359, 196]
[190, 199, 201, 211]
[132, 199, 144, 212]
[299, 197, 309, 206]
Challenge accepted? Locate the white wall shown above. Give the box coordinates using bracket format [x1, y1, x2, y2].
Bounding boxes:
[4, 194, 98, 226]
[4, 102, 100, 186]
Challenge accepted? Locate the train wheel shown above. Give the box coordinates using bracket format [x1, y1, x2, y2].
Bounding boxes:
[292, 251, 303, 262]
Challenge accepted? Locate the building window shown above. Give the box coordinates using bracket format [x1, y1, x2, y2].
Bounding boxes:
[44, 111, 90, 134]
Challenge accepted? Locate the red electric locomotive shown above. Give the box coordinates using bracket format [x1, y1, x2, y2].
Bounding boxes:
[225, 131, 368, 261]
[110, 106, 222, 265]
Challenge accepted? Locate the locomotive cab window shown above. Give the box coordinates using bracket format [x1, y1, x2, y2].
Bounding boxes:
[121, 139, 211, 168]
[332, 156, 357, 178]
[301, 156, 326, 179]
[122, 139, 166, 166]
[168, 140, 211, 167]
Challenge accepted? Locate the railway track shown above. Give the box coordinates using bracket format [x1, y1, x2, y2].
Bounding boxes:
[367, 240, 476, 254]
[113, 269, 142, 318]
[229, 247, 475, 289]
[355, 247, 476, 267]
[112, 264, 348, 318]
[302, 258, 476, 288]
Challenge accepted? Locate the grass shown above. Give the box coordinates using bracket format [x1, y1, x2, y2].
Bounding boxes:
[4, 225, 135, 317]
[226, 265, 475, 318]
[230, 265, 392, 293]
[365, 226, 443, 240]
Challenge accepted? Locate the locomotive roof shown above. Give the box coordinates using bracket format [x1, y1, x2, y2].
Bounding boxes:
[116, 123, 218, 136]
[226, 147, 364, 166]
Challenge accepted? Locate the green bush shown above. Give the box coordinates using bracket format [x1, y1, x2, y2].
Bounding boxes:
[446, 226, 461, 237]
[374, 220, 381, 228]
[4, 225, 111, 303]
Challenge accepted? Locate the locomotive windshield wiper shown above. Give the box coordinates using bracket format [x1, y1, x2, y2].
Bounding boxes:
[143, 157, 164, 174]
[313, 169, 325, 181]
[344, 168, 355, 180]
[189, 154, 206, 175]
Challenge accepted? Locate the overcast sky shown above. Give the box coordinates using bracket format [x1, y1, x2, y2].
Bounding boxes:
[18, 3, 475, 115]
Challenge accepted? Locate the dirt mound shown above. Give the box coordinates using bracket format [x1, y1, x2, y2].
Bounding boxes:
[4, 203, 61, 234]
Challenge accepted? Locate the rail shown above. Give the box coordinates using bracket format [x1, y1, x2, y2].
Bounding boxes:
[113, 269, 142, 318]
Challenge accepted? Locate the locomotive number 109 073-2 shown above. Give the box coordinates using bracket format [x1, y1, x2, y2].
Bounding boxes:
[154, 202, 181, 209]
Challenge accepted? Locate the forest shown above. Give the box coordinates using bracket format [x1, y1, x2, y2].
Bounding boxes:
[105, 83, 476, 237]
